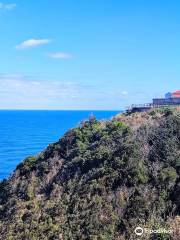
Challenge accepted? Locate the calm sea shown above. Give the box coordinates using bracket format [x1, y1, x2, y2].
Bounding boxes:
[0, 110, 120, 180]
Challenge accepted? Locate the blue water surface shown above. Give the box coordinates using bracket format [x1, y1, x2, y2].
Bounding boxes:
[0, 110, 120, 180]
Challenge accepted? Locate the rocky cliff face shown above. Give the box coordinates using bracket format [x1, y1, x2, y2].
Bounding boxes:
[0, 108, 179, 240]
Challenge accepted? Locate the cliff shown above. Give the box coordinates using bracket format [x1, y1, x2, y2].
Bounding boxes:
[0, 108, 179, 240]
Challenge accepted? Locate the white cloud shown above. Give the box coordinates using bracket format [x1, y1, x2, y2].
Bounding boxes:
[49, 52, 72, 59]
[0, 75, 144, 110]
[0, 2, 16, 10]
[16, 39, 51, 49]
[0, 75, 87, 109]
[121, 91, 128, 95]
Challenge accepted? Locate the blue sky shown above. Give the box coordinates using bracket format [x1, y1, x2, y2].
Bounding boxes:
[0, 0, 179, 110]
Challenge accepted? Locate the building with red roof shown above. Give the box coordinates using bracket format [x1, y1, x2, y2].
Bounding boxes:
[153, 90, 180, 106]
[129, 89, 180, 113]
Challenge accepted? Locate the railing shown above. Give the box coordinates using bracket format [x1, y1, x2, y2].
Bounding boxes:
[126, 102, 180, 112]
[131, 103, 153, 108]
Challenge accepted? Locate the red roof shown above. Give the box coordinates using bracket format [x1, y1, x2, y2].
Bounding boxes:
[173, 90, 180, 94]
[172, 90, 180, 98]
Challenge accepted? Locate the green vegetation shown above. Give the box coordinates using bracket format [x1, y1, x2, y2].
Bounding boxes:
[17, 156, 37, 174]
[0, 108, 179, 239]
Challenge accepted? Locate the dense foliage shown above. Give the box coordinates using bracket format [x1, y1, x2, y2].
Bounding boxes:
[0, 108, 179, 239]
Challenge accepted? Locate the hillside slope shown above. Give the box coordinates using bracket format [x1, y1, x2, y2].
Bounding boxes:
[0, 108, 180, 240]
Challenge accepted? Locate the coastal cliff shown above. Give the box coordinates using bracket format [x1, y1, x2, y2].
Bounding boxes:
[0, 108, 180, 239]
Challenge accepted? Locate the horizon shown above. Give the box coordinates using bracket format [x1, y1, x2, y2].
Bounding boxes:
[0, 0, 180, 109]
[0, 109, 122, 111]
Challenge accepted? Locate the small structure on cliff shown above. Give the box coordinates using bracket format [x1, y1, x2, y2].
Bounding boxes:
[127, 90, 180, 113]
[153, 90, 180, 106]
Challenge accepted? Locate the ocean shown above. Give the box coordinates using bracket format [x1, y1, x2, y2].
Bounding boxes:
[0, 110, 120, 180]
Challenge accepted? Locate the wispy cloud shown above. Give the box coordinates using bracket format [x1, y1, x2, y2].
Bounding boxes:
[121, 91, 128, 95]
[16, 39, 51, 49]
[0, 74, 87, 109]
[49, 52, 72, 59]
[0, 74, 149, 110]
[0, 2, 16, 10]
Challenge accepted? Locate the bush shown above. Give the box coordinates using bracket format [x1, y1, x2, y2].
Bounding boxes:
[17, 156, 37, 175]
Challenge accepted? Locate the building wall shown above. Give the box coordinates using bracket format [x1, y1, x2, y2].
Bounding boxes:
[153, 98, 180, 105]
